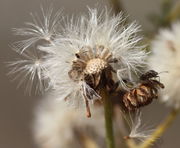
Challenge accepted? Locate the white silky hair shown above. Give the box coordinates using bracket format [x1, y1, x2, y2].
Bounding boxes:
[121, 110, 155, 142]
[149, 22, 180, 109]
[12, 5, 62, 53]
[10, 6, 147, 105]
[7, 48, 48, 94]
[59, 8, 147, 82]
[128, 110, 154, 142]
[46, 8, 147, 92]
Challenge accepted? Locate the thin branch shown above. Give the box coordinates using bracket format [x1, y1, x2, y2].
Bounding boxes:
[138, 108, 179, 148]
[102, 89, 116, 148]
[108, 0, 124, 15]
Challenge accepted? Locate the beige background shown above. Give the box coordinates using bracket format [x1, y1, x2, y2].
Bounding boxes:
[0, 0, 179, 148]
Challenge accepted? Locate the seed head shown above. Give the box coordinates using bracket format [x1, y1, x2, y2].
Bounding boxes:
[10, 7, 148, 116]
[149, 22, 180, 109]
[85, 58, 107, 75]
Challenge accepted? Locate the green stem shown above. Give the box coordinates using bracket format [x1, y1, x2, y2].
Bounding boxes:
[138, 108, 179, 148]
[108, 0, 124, 15]
[102, 90, 115, 148]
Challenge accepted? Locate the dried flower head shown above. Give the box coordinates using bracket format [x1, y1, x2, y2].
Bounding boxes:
[123, 70, 164, 110]
[10, 7, 147, 116]
[149, 22, 180, 109]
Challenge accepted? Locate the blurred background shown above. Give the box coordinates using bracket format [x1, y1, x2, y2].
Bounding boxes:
[0, 0, 180, 148]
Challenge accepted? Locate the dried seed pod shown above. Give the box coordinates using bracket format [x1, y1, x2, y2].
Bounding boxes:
[123, 70, 164, 110]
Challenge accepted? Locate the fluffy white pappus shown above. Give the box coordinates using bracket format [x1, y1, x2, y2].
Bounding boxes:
[58, 8, 147, 87]
[149, 22, 180, 109]
[7, 49, 48, 94]
[9, 5, 62, 94]
[33, 95, 105, 148]
[125, 110, 154, 142]
[10, 7, 148, 104]
[38, 8, 147, 105]
[38, 45, 85, 106]
[12, 5, 62, 53]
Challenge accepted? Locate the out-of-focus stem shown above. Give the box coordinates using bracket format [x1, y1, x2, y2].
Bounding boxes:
[102, 90, 115, 148]
[108, 0, 124, 15]
[138, 108, 179, 148]
[125, 138, 138, 148]
[82, 135, 100, 148]
[166, 1, 180, 22]
[76, 129, 100, 148]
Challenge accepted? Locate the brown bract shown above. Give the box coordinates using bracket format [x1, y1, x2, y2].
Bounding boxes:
[123, 70, 165, 110]
[68, 45, 118, 117]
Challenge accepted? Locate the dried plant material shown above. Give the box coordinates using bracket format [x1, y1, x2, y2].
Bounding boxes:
[10, 7, 148, 116]
[123, 70, 164, 110]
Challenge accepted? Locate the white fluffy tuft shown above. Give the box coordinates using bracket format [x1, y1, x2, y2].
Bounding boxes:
[7, 49, 48, 94]
[12, 5, 62, 53]
[60, 9, 147, 82]
[126, 110, 154, 142]
[149, 22, 180, 109]
[10, 7, 147, 103]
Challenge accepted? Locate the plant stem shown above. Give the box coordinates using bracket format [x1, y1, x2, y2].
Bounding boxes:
[166, 1, 180, 22]
[82, 135, 100, 148]
[108, 0, 124, 15]
[102, 90, 115, 148]
[125, 139, 137, 148]
[138, 108, 179, 148]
